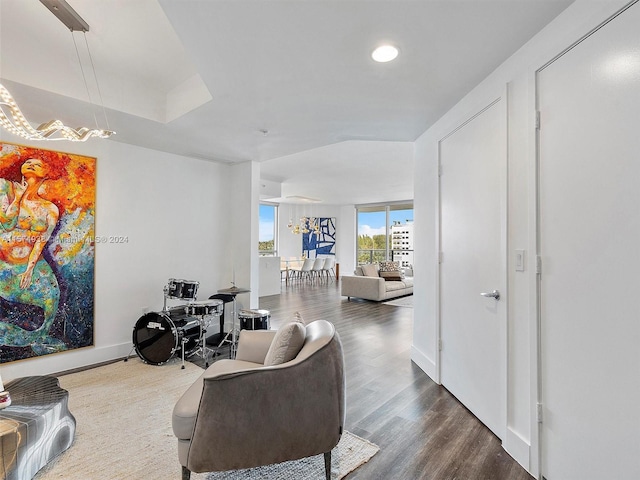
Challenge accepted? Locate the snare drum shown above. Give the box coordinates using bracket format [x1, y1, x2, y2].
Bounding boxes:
[185, 299, 224, 317]
[167, 278, 199, 300]
[238, 309, 271, 330]
[132, 311, 202, 365]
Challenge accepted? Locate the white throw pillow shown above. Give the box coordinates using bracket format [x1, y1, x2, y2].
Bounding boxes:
[361, 263, 379, 277]
[263, 322, 306, 366]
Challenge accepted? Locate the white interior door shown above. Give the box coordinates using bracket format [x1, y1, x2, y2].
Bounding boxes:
[439, 96, 507, 439]
[538, 3, 640, 479]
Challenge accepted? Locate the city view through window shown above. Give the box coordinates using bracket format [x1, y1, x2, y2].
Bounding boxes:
[357, 205, 414, 267]
[259, 203, 414, 266]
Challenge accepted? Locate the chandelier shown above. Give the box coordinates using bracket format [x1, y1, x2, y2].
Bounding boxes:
[288, 216, 321, 235]
[286, 198, 322, 235]
[0, 0, 115, 142]
[0, 85, 113, 142]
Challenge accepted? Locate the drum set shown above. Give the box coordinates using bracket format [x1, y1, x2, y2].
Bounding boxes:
[129, 279, 223, 369]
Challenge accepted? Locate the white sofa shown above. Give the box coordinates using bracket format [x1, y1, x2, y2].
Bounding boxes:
[341, 263, 413, 302]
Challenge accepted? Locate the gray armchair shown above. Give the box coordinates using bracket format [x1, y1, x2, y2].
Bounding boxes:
[172, 320, 345, 479]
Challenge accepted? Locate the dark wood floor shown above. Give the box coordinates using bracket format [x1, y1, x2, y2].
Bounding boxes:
[253, 279, 533, 480]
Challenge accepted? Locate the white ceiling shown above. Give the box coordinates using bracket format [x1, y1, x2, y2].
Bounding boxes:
[0, 0, 573, 205]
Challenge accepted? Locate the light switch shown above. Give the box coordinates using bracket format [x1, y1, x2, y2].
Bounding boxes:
[515, 250, 525, 272]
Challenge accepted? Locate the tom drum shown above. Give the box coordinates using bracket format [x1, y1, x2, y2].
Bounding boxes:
[167, 278, 199, 300]
[185, 299, 224, 317]
[238, 309, 271, 331]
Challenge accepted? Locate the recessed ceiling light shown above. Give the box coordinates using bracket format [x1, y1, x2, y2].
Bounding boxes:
[372, 45, 399, 63]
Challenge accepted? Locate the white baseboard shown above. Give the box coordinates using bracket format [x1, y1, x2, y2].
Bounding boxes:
[410, 345, 438, 383]
[2, 342, 133, 381]
[503, 427, 531, 474]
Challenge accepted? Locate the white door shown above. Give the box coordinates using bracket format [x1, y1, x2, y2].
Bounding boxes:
[538, 3, 640, 479]
[439, 96, 507, 438]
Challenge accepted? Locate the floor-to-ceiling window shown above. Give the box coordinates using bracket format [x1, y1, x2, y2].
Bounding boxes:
[259, 203, 278, 256]
[356, 202, 413, 266]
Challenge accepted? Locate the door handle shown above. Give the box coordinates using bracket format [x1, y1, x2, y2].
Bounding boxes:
[480, 290, 500, 301]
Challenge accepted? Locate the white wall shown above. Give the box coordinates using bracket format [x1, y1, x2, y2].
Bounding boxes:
[227, 161, 261, 310]
[411, 0, 631, 476]
[258, 256, 281, 297]
[336, 205, 356, 277]
[0, 134, 232, 381]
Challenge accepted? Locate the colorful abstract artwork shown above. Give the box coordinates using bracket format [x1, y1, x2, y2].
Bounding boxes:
[0, 142, 95, 363]
[302, 217, 336, 258]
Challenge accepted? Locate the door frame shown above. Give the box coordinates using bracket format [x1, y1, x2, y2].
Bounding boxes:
[436, 86, 509, 442]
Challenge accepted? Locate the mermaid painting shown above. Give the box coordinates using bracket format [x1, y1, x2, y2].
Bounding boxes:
[0, 143, 95, 362]
[0, 157, 64, 354]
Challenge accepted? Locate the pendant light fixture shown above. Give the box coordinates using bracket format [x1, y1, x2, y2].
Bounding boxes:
[287, 201, 321, 236]
[0, 0, 114, 142]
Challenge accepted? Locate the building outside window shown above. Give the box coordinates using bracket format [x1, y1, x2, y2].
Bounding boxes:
[356, 203, 413, 267]
[391, 220, 414, 268]
[259, 203, 278, 256]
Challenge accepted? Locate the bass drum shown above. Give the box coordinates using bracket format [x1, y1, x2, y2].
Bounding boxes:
[132, 310, 201, 365]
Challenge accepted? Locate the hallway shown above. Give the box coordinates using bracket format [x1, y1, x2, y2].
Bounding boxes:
[258, 282, 532, 479]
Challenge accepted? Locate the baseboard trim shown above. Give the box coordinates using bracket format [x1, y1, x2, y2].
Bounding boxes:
[503, 427, 531, 474]
[410, 345, 438, 383]
[2, 342, 133, 381]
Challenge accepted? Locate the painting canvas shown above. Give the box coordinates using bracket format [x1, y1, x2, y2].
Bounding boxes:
[0, 142, 95, 363]
[302, 217, 336, 258]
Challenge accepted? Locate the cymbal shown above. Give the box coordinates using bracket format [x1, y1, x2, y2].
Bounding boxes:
[217, 286, 250, 295]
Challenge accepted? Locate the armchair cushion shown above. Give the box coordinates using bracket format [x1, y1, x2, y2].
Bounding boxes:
[263, 322, 306, 366]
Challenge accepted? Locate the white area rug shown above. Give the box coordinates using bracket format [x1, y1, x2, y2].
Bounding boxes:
[382, 295, 414, 308]
[206, 431, 378, 479]
[35, 358, 378, 480]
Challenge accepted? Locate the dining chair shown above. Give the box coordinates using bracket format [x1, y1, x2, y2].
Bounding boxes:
[321, 257, 336, 281]
[295, 258, 315, 282]
[311, 257, 326, 282]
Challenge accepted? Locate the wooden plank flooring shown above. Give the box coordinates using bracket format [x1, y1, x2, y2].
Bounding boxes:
[255, 280, 533, 480]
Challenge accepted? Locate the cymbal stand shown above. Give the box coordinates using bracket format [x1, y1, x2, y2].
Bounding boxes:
[180, 332, 189, 369]
[124, 332, 136, 362]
